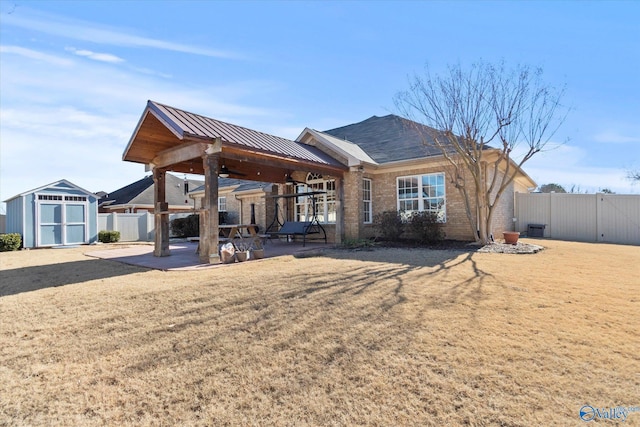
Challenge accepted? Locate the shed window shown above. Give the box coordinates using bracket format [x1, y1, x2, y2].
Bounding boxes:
[38, 195, 63, 201]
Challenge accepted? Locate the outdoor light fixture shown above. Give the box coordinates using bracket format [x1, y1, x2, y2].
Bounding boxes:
[285, 175, 306, 186]
[219, 165, 230, 178]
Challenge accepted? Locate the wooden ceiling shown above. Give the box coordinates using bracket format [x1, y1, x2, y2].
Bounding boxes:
[123, 109, 347, 184]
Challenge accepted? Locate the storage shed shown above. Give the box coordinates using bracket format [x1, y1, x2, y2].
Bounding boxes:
[4, 179, 99, 248]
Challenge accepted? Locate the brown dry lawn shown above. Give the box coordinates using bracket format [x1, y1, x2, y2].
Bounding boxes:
[0, 239, 638, 426]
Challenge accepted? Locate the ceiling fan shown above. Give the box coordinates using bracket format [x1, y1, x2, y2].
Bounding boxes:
[219, 165, 246, 178]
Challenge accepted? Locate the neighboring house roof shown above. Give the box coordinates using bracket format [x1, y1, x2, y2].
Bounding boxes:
[190, 178, 272, 195]
[4, 179, 97, 203]
[322, 114, 446, 164]
[99, 173, 203, 209]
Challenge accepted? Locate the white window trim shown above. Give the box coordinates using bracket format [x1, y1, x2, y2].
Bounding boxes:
[294, 174, 336, 224]
[363, 178, 372, 224]
[396, 173, 446, 222]
[35, 193, 89, 246]
[218, 196, 227, 212]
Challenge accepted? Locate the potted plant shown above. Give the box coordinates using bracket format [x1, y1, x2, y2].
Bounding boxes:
[234, 241, 250, 262]
[503, 231, 520, 245]
[251, 248, 265, 260]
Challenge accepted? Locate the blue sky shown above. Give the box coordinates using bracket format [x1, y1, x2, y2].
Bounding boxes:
[1, 0, 639, 210]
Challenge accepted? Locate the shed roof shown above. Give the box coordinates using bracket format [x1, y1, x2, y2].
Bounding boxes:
[4, 179, 97, 203]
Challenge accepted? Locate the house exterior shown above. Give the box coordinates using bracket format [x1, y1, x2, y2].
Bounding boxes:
[182, 114, 535, 242]
[188, 178, 276, 232]
[123, 101, 536, 262]
[292, 114, 536, 241]
[4, 179, 99, 248]
[99, 173, 204, 213]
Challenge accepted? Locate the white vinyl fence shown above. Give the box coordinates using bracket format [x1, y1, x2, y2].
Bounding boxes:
[515, 193, 640, 245]
[99, 212, 154, 242]
[99, 212, 194, 242]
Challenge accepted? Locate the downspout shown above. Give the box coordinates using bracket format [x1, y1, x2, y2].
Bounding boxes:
[235, 194, 243, 224]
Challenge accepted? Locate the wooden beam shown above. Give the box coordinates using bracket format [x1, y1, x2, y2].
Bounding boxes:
[221, 145, 348, 175]
[152, 142, 210, 169]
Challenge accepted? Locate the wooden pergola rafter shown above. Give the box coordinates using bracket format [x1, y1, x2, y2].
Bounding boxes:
[123, 100, 347, 263]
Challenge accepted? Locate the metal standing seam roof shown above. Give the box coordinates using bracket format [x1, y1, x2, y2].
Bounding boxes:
[147, 101, 344, 168]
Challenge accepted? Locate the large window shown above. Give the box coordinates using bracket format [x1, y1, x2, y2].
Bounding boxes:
[397, 173, 446, 221]
[295, 173, 336, 223]
[363, 178, 372, 224]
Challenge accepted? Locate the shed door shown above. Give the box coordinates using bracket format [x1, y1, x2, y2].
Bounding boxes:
[65, 203, 86, 244]
[39, 203, 63, 245]
[37, 196, 88, 246]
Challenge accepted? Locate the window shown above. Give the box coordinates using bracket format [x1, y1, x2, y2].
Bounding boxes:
[295, 173, 336, 223]
[363, 178, 372, 224]
[38, 195, 63, 201]
[397, 173, 446, 221]
[218, 196, 227, 212]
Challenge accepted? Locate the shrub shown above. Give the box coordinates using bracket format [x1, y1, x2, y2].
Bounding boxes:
[341, 238, 376, 249]
[98, 230, 121, 243]
[373, 210, 404, 241]
[407, 211, 444, 244]
[0, 233, 22, 251]
[170, 214, 199, 237]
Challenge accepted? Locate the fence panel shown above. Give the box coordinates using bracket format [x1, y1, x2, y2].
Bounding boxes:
[550, 194, 597, 242]
[98, 212, 153, 242]
[516, 193, 640, 245]
[597, 195, 640, 245]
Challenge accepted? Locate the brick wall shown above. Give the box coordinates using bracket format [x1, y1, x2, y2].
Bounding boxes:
[350, 162, 532, 242]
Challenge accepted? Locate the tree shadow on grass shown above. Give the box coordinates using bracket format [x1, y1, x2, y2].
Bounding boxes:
[0, 259, 148, 297]
[290, 247, 493, 309]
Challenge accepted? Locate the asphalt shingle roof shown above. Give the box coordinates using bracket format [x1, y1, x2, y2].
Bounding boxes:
[100, 173, 203, 208]
[323, 114, 445, 164]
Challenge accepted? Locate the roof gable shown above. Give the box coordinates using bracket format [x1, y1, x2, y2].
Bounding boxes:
[5, 179, 97, 202]
[297, 128, 378, 166]
[123, 100, 346, 173]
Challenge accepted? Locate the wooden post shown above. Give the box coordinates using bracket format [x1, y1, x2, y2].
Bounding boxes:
[153, 167, 170, 257]
[200, 152, 220, 263]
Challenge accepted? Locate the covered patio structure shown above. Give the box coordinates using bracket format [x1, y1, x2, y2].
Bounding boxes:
[123, 101, 347, 263]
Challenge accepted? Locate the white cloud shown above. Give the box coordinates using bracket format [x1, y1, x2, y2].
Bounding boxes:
[593, 131, 640, 144]
[3, 8, 244, 59]
[0, 45, 73, 66]
[0, 43, 288, 205]
[65, 47, 125, 64]
[523, 145, 638, 194]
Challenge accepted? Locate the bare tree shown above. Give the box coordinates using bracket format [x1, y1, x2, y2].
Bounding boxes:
[395, 61, 567, 244]
[627, 170, 640, 183]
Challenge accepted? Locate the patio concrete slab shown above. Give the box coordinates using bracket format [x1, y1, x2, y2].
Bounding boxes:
[86, 240, 329, 271]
